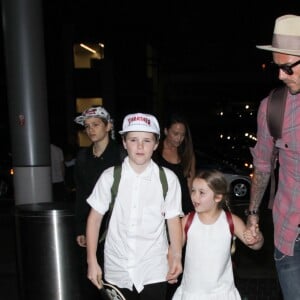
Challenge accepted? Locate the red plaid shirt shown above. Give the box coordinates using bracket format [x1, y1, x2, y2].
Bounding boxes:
[251, 90, 300, 256]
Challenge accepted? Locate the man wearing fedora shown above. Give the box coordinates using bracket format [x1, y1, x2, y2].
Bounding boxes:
[246, 15, 300, 300]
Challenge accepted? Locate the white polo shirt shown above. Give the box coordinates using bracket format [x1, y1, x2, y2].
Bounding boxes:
[87, 157, 183, 292]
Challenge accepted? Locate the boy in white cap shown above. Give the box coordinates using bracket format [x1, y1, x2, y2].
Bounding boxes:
[246, 15, 300, 300]
[86, 112, 183, 299]
[74, 106, 125, 299]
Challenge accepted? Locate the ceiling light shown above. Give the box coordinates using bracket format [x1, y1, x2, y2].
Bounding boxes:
[79, 43, 96, 54]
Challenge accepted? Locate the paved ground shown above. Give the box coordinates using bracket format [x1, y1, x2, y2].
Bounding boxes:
[0, 198, 282, 300]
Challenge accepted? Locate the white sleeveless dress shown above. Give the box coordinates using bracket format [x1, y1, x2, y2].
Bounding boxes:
[172, 210, 241, 300]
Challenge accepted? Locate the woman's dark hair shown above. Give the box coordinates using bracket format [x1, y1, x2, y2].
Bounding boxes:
[158, 113, 195, 177]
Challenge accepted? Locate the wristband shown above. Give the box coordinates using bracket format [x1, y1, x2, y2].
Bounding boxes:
[244, 209, 259, 216]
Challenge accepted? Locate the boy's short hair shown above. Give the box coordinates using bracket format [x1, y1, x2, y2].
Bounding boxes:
[119, 113, 160, 138]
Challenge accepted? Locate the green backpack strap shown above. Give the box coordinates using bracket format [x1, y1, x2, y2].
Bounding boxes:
[159, 166, 170, 242]
[99, 165, 168, 243]
[99, 165, 121, 243]
[110, 165, 122, 209]
[159, 166, 168, 199]
[111, 165, 167, 209]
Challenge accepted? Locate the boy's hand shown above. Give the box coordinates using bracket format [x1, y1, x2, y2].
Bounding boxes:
[166, 252, 182, 284]
[87, 262, 103, 289]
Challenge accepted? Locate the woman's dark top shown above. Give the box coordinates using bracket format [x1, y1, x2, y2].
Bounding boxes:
[154, 154, 194, 215]
[74, 140, 126, 236]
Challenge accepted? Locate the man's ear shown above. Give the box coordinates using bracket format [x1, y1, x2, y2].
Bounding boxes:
[164, 128, 168, 136]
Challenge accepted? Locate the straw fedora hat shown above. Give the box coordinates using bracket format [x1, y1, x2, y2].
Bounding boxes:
[256, 14, 300, 56]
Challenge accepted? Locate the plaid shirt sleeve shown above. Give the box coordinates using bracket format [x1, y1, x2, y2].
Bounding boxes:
[252, 93, 300, 256]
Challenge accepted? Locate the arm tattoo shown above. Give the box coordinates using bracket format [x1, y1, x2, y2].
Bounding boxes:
[249, 169, 270, 211]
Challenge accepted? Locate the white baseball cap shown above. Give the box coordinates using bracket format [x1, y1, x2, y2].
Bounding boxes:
[119, 113, 160, 137]
[74, 106, 111, 126]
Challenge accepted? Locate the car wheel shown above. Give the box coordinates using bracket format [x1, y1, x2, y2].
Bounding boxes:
[230, 180, 250, 199]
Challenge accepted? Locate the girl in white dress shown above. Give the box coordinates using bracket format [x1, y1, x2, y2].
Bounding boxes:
[172, 169, 264, 300]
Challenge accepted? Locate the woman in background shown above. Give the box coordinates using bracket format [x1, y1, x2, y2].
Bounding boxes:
[154, 113, 196, 215]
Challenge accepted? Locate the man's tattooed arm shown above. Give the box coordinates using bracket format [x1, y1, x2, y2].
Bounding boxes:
[247, 169, 270, 226]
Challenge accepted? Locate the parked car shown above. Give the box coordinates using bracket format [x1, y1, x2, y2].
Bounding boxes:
[195, 151, 252, 203]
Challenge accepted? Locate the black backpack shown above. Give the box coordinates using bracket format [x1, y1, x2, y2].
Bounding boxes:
[266, 85, 288, 207]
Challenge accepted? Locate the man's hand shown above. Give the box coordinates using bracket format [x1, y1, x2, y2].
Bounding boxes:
[247, 214, 259, 238]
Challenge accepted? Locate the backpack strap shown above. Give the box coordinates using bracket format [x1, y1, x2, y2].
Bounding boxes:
[99, 165, 121, 243]
[110, 165, 121, 209]
[184, 211, 195, 237]
[267, 85, 288, 140]
[266, 85, 288, 208]
[184, 211, 234, 238]
[225, 210, 236, 255]
[100, 165, 169, 243]
[184, 210, 236, 254]
[225, 210, 234, 236]
[158, 166, 170, 242]
[110, 165, 168, 207]
[158, 166, 168, 199]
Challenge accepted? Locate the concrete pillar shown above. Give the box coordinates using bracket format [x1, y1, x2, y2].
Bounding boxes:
[1, 0, 52, 204]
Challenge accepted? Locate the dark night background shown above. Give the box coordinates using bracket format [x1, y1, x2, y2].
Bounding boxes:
[1, 4, 299, 300]
[1, 0, 300, 168]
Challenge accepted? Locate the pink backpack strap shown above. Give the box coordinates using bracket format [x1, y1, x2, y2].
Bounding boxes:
[184, 211, 234, 239]
[184, 211, 195, 238]
[225, 210, 234, 236]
